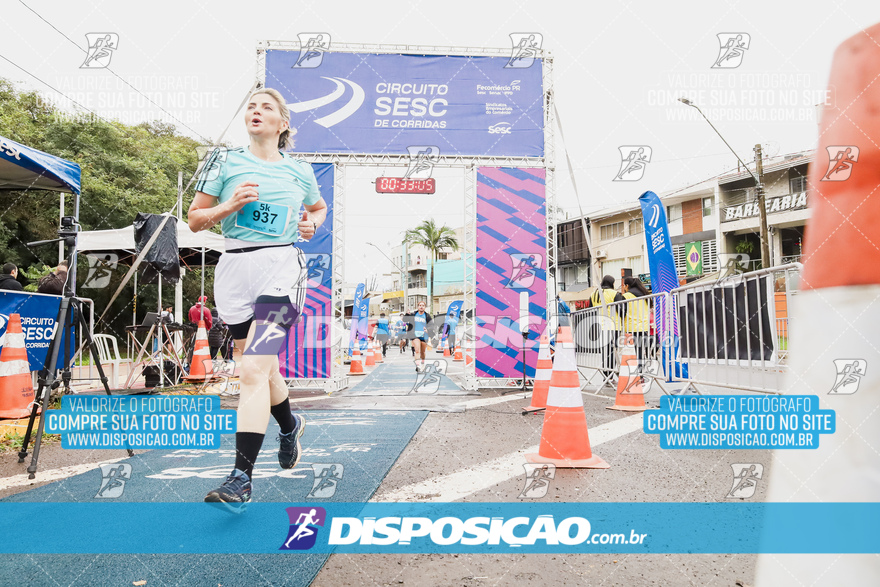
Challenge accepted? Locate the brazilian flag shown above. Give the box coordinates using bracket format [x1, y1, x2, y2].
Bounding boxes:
[685, 241, 703, 275]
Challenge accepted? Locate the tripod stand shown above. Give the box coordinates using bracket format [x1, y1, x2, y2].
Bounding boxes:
[17, 216, 133, 479]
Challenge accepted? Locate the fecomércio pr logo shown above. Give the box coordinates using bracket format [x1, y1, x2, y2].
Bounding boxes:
[281, 506, 327, 550]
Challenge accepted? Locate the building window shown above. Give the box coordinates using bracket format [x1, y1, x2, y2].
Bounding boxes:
[790, 174, 807, 193]
[438, 252, 448, 260]
[629, 219, 643, 235]
[600, 221, 624, 241]
[703, 197, 713, 217]
[666, 204, 681, 222]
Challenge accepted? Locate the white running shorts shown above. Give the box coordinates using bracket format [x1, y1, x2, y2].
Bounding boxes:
[214, 244, 308, 327]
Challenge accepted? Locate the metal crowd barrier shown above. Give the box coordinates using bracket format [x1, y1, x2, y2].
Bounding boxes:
[667, 263, 801, 395]
[569, 263, 801, 397]
[570, 291, 669, 396]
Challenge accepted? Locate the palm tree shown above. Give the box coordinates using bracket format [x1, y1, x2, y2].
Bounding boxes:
[403, 219, 459, 314]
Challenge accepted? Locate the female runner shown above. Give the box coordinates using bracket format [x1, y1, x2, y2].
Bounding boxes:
[188, 88, 327, 511]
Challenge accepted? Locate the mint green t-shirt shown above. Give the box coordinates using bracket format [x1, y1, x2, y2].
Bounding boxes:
[195, 147, 321, 243]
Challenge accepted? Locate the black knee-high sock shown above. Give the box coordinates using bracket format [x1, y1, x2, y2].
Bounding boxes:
[234, 432, 265, 478]
[270, 399, 296, 435]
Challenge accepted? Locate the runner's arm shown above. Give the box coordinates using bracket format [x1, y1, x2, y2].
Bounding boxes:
[188, 182, 260, 232]
[298, 197, 328, 240]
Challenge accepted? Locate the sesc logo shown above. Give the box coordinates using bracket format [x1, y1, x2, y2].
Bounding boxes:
[0, 313, 7, 332]
[488, 122, 512, 135]
[281, 506, 327, 550]
[288, 77, 365, 129]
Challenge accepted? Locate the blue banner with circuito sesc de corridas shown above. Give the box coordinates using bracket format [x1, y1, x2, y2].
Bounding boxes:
[265, 51, 544, 157]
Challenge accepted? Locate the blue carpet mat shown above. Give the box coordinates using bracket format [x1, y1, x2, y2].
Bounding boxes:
[0, 409, 427, 586]
[345, 362, 471, 396]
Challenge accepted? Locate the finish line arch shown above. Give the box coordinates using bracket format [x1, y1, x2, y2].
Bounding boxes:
[255, 41, 557, 392]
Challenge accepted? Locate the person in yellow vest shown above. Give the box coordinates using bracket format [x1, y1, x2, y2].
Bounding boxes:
[622, 276, 652, 378]
[590, 275, 625, 378]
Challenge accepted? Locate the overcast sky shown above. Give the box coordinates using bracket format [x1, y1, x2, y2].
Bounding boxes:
[2, 0, 878, 286]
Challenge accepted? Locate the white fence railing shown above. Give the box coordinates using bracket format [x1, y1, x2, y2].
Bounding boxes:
[569, 263, 801, 395]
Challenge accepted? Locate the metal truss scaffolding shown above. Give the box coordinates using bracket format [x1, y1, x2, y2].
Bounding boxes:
[255, 41, 556, 392]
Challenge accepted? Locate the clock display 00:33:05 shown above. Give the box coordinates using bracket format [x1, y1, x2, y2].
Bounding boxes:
[374, 177, 436, 194]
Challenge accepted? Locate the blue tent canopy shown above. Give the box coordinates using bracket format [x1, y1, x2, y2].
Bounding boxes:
[0, 135, 81, 195]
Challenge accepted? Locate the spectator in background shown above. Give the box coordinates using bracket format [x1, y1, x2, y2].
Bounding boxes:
[590, 275, 626, 378]
[188, 295, 213, 330]
[208, 306, 231, 360]
[622, 276, 652, 374]
[0, 263, 24, 291]
[160, 304, 174, 324]
[37, 260, 69, 295]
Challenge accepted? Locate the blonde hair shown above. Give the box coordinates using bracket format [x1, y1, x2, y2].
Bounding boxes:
[249, 88, 295, 149]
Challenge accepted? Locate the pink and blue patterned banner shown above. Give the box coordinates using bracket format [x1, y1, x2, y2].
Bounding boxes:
[280, 163, 333, 378]
[475, 167, 546, 378]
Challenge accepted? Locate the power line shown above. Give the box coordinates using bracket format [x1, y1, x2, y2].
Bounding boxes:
[18, 0, 211, 144]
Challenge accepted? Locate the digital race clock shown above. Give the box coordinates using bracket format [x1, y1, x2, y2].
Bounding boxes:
[375, 177, 436, 194]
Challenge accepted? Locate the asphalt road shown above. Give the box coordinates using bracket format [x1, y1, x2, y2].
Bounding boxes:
[1, 348, 767, 586]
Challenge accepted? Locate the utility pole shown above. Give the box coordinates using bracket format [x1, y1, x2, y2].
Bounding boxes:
[753, 144, 771, 269]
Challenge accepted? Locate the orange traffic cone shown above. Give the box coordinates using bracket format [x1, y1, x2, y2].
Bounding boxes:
[0, 314, 38, 419]
[375, 339, 384, 363]
[365, 341, 376, 367]
[349, 345, 366, 376]
[184, 320, 213, 381]
[755, 24, 880, 586]
[523, 334, 552, 414]
[608, 334, 647, 412]
[442, 340, 451, 357]
[453, 344, 463, 362]
[526, 325, 608, 469]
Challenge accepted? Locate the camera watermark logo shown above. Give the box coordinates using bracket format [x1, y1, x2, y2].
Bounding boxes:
[294, 33, 330, 68]
[506, 253, 542, 289]
[614, 146, 652, 181]
[308, 463, 344, 498]
[82, 254, 118, 289]
[81, 33, 119, 69]
[305, 253, 331, 287]
[821, 146, 859, 182]
[506, 33, 542, 68]
[95, 463, 131, 498]
[829, 359, 866, 395]
[726, 463, 763, 498]
[711, 33, 750, 69]
[195, 146, 228, 182]
[718, 253, 750, 278]
[519, 463, 555, 498]
[618, 355, 658, 395]
[404, 146, 440, 179]
[281, 506, 326, 550]
[245, 302, 299, 356]
[410, 359, 448, 394]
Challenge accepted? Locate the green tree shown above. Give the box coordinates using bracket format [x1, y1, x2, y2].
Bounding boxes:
[0, 77, 218, 340]
[403, 219, 459, 313]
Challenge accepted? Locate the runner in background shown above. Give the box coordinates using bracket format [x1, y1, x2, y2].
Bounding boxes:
[188, 87, 328, 512]
[396, 314, 408, 354]
[376, 312, 390, 357]
[412, 301, 433, 371]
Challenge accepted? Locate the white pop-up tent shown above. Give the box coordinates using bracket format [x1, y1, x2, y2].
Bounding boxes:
[78, 215, 226, 330]
[78, 216, 226, 265]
